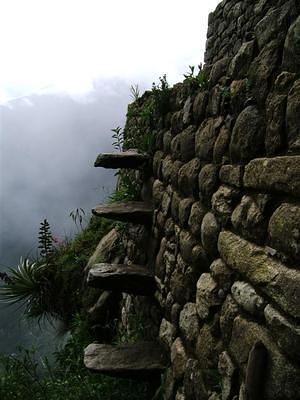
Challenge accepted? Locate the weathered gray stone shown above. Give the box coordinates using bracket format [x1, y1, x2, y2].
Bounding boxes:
[244, 156, 300, 197]
[163, 131, 172, 153]
[92, 201, 153, 224]
[178, 158, 201, 197]
[85, 228, 121, 272]
[198, 164, 219, 200]
[153, 151, 164, 178]
[155, 237, 167, 280]
[213, 125, 230, 164]
[179, 230, 197, 264]
[162, 155, 173, 184]
[196, 118, 219, 161]
[231, 195, 269, 243]
[264, 304, 300, 361]
[254, 4, 294, 50]
[188, 202, 206, 237]
[210, 258, 233, 292]
[84, 342, 167, 379]
[209, 57, 230, 85]
[231, 281, 266, 316]
[170, 160, 184, 188]
[178, 198, 193, 228]
[212, 185, 240, 218]
[171, 110, 184, 135]
[268, 203, 300, 263]
[196, 323, 222, 370]
[193, 91, 208, 124]
[201, 212, 220, 257]
[286, 79, 300, 151]
[229, 316, 300, 399]
[219, 164, 243, 187]
[94, 150, 149, 169]
[248, 39, 281, 104]
[228, 41, 254, 78]
[87, 263, 155, 295]
[152, 179, 165, 206]
[196, 273, 221, 319]
[171, 191, 181, 222]
[183, 96, 193, 125]
[184, 359, 208, 400]
[230, 106, 265, 163]
[229, 80, 247, 117]
[218, 231, 300, 318]
[282, 16, 300, 73]
[161, 191, 172, 217]
[218, 351, 236, 400]
[159, 318, 177, 350]
[207, 85, 222, 116]
[220, 294, 240, 345]
[191, 244, 208, 270]
[265, 93, 287, 155]
[179, 303, 200, 343]
[180, 126, 196, 162]
[171, 338, 188, 379]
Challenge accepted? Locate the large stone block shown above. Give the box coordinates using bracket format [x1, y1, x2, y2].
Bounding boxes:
[265, 93, 287, 155]
[282, 15, 300, 73]
[264, 304, 300, 362]
[218, 231, 300, 318]
[231, 281, 266, 316]
[195, 118, 220, 161]
[188, 201, 206, 237]
[196, 273, 222, 320]
[286, 79, 300, 151]
[231, 194, 269, 244]
[198, 164, 219, 201]
[243, 156, 300, 197]
[229, 316, 300, 399]
[177, 158, 201, 197]
[228, 41, 254, 78]
[171, 338, 188, 379]
[229, 106, 265, 163]
[268, 203, 300, 263]
[179, 303, 200, 343]
[201, 212, 220, 257]
[248, 39, 281, 105]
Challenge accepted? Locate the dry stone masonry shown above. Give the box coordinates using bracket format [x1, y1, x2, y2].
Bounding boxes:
[84, 0, 300, 398]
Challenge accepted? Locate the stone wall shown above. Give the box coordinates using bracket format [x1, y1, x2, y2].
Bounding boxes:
[122, 0, 300, 399]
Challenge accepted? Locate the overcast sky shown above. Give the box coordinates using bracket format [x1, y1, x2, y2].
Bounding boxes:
[0, 0, 220, 103]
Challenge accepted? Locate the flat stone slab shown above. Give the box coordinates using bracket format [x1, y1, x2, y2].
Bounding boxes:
[84, 342, 167, 379]
[87, 263, 156, 295]
[244, 156, 300, 197]
[94, 150, 150, 169]
[92, 201, 153, 224]
[218, 231, 300, 319]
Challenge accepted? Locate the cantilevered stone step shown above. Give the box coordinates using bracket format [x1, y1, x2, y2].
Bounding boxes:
[87, 263, 156, 295]
[84, 341, 167, 379]
[92, 201, 153, 224]
[94, 150, 150, 169]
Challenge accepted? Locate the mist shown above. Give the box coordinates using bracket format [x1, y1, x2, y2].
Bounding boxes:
[0, 78, 135, 352]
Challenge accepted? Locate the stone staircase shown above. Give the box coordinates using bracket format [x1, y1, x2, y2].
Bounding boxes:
[84, 150, 163, 381]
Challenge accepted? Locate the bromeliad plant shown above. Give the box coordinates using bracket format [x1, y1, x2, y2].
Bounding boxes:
[0, 257, 53, 319]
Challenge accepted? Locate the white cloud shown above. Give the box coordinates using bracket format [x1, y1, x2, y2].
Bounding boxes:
[0, 0, 221, 103]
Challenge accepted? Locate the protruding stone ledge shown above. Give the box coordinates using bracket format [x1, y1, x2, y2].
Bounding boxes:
[94, 150, 150, 169]
[243, 156, 300, 197]
[84, 342, 167, 379]
[92, 201, 153, 224]
[87, 263, 156, 295]
[218, 231, 300, 319]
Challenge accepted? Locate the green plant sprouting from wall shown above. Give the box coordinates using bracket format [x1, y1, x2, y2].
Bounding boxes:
[183, 64, 209, 90]
[130, 84, 140, 102]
